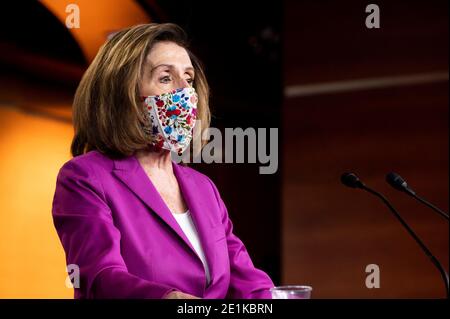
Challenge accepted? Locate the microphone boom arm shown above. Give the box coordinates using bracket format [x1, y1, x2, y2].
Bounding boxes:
[361, 184, 449, 298]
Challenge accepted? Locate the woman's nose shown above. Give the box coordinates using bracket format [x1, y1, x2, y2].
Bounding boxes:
[174, 77, 190, 89]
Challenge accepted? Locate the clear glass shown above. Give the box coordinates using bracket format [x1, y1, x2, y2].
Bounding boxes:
[270, 285, 313, 299]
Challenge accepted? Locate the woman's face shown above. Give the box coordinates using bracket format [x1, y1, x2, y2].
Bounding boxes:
[140, 41, 195, 96]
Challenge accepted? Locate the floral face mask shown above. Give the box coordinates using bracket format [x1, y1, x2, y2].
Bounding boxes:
[141, 87, 198, 155]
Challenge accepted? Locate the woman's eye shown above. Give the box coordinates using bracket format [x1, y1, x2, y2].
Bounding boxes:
[160, 76, 171, 83]
[159, 76, 194, 85]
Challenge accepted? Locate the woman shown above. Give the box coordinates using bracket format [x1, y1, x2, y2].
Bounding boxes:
[52, 23, 274, 299]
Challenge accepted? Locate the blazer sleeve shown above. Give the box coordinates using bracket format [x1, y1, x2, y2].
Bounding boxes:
[52, 159, 177, 299]
[207, 178, 275, 299]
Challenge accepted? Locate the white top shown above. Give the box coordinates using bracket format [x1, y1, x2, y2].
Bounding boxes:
[172, 210, 211, 285]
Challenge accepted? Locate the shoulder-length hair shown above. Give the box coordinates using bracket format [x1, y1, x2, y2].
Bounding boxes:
[71, 23, 210, 158]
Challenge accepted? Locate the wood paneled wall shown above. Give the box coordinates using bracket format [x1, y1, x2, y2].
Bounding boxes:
[282, 0, 448, 298]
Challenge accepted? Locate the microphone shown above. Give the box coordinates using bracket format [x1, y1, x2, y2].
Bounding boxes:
[341, 172, 449, 298]
[386, 172, 449, 221]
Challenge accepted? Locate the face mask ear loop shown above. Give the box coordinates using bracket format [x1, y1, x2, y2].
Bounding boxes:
[148, 97, 171, 149]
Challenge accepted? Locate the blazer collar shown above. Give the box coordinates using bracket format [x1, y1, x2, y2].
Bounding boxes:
[112, 154, 217, 288]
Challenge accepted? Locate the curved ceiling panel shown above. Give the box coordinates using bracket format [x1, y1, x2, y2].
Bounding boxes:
[40, 0, 151, 62]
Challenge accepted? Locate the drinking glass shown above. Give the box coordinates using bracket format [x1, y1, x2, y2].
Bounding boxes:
[270, 285, 313, 299]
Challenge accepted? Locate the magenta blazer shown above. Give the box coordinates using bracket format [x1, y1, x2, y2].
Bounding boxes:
[52, 150, 274, 299]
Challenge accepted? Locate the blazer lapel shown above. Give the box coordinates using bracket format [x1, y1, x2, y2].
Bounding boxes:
[111, 155, 198, 257]
[172, 163, 217, 287]
[112, 154, 218, 288]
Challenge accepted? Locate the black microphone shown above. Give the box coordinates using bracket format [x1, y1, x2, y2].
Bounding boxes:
[386, 172, 449, 221]
[341, 172, 449, 298]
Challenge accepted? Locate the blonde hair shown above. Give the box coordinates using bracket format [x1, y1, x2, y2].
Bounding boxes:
[71, 23, 211, 158]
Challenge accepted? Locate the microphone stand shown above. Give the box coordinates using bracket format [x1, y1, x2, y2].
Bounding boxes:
[361, 184, 449, 298]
